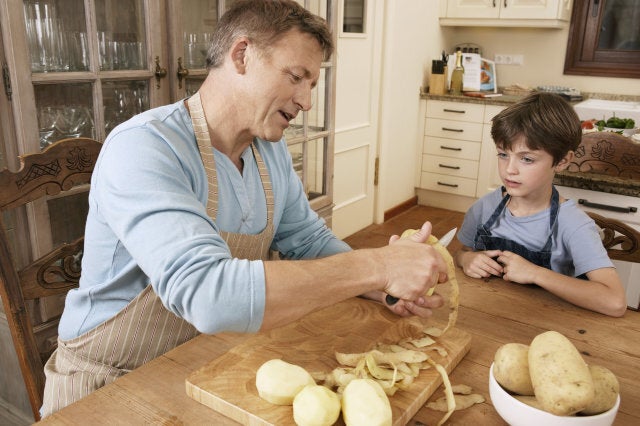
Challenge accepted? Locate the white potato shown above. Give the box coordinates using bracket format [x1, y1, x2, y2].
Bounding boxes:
[581, 365, 619, 415]
[293, 385, 341, 426]
[256, 359, 315, 405]
[341, 379, 392, 426]
[493, 343, 534, 396]
[528, 331, 594, 416]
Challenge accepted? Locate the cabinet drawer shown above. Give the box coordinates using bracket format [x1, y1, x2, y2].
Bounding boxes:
[423, 136, 481, 161]
[426, 100, 485, 123]
[420, 172, 478, 197]
[425, 118, 483, 141]
[422, 155, 479, 179]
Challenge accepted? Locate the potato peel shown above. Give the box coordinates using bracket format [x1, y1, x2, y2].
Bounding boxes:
[320, 229, 465, 424]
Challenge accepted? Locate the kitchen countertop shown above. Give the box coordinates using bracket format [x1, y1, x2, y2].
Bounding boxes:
[37, 268, 640, 425]
[421, 90, 640, 198]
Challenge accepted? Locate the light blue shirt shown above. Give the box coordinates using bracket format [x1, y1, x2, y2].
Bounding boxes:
[458, 187, 613, 277]
[59, 100, 350, 339]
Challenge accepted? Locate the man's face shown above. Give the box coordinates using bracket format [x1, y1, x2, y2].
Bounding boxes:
[243, 30, 323, 142]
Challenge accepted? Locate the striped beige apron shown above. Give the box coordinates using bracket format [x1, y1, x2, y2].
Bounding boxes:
[42, 92, 275, 417]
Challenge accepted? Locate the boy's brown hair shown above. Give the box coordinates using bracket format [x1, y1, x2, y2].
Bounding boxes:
[491, 92, 582, 165]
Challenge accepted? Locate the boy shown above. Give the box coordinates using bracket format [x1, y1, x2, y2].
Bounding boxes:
[455, 92, 626, 317]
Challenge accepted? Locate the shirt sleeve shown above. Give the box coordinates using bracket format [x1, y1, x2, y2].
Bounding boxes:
[267, 141, 351, 259]
[562, 213, 614, 277]
[93, 128, 265, 334]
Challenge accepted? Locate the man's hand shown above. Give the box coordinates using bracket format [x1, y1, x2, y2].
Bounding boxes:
[381, 221, 448, 303]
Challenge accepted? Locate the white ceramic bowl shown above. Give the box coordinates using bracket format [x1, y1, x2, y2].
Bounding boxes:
[489, 363, 620, 426]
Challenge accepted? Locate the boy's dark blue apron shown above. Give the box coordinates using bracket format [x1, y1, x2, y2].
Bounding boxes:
[473, 186, 559, 269]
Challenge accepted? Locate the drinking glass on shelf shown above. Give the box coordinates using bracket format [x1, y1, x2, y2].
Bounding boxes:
[56, 106, 93, 139]
[38, 106, 59, 149]
[98, 31, 113, 70]
[68, 31, 89, 71]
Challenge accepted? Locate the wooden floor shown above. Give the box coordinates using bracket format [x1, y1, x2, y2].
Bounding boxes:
[343, 205, 466, 254]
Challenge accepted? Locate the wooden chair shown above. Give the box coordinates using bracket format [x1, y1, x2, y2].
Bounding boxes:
[588, 211, 640, 263]
[0, 137, 102, 421]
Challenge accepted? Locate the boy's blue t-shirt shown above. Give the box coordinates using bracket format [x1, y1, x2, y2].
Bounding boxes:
[458, 188, 613, 277]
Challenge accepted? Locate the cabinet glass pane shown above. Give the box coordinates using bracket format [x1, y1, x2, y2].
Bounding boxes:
[287, 139, 325, 199]
[289, 142, 304, 182]
[48, 191, 88, 245]
[284, 114, 304, 140]
[182, 1, 219, 69]
[34, 83, 94, 149]
[23, 0, 88, 72]
[95, 0, 146, 70]
[185, 78, 205, 97]
[308, 67, 327, 137]
[306, 138, 326, 200]
[102, 80, 149, 135]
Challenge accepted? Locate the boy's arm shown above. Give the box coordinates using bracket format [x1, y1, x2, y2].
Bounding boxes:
[456, 245, 504, 278]
[497, 252, 627, 317]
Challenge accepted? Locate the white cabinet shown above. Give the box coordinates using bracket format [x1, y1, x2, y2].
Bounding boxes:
[439, 0, 572, 27]
[418, 100, 484, 197]
[476, 104, 506, 197]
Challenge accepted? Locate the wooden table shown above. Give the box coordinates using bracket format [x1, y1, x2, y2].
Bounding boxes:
[38, 269, 640, 425]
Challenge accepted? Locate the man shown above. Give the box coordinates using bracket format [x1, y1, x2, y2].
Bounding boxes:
[42, 0, 447, 416]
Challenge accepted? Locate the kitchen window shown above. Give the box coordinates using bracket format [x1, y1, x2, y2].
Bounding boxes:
[564, 0, 640, 79]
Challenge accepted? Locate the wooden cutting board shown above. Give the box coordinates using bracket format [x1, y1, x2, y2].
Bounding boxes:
[186, 297, 472, 425]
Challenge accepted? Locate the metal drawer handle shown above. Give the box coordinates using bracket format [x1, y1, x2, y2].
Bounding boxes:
[440, 145, 462, 151]
[437, 181, 459, 188]
[443, 108, 466, 114]
[442, 127, 464, 133]
[439, 164, 461, 170]
[578, 199, 638, 214]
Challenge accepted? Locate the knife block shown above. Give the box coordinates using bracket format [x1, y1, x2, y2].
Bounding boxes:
[429, 73, 446, 95]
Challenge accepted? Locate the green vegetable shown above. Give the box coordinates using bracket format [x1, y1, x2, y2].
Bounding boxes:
[600, 116, 635, 129]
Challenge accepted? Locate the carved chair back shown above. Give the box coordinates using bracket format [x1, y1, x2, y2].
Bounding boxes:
[588, 211, 640, 263]
[0, 137, 102, 421]
[567, 132, 640, 179]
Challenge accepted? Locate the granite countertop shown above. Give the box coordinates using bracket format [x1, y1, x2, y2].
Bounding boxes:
[420, 89, 640, 198]
[554, 171, 640, 198]
[420, 89, 640, 106]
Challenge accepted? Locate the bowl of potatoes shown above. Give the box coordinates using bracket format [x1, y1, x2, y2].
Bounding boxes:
[488, 331, 620, 426]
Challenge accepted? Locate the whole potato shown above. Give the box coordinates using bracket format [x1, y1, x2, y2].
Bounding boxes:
[528, 331, 594, 416]
[493, 343, 534, 396]
[580, 365, 619, 415]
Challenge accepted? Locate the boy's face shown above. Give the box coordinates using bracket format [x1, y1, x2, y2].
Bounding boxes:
[496, 135, 572, 199]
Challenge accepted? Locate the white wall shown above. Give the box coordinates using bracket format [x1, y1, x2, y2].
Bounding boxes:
[375, 0, 445, 223]
[440, 25, 640, 95]
[375, 4, 640, 221]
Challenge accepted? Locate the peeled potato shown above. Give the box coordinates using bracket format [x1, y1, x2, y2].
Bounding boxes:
[341, 379, 392, 426]
[256, 359, 315, 405]
[581, 365, 619, 415]
[493, 343, 534, 396]
[293, 385, 341, 426]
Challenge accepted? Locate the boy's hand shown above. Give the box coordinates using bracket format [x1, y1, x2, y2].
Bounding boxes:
[497, 251, 540, 284]
[458, 249, 504, 278]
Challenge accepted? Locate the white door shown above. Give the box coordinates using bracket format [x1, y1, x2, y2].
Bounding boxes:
[332, 0, 384, 239]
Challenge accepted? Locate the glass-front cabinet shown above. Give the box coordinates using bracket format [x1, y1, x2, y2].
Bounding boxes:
[0, 0, 337, 420]
[2, 0, 337, 223]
